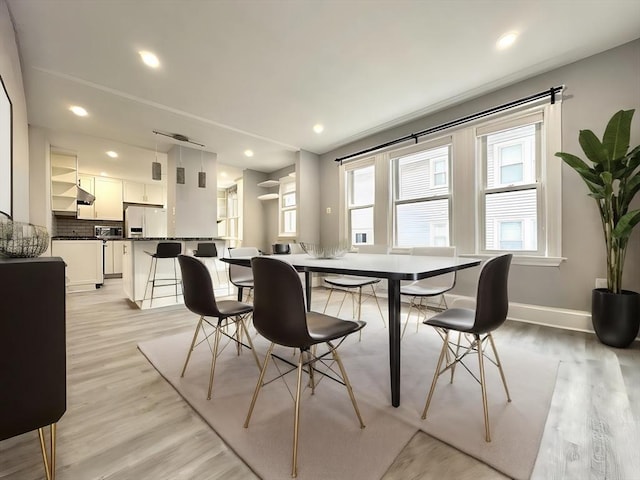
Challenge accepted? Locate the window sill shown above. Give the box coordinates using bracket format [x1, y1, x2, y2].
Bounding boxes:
[459, 253, 565, 267]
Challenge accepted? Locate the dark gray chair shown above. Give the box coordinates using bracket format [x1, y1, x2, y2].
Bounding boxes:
[244, 256, 366, 478]
[193, 242, 222, 284]
[178, 255, 261, 400]
[421, 254, 512, 442]
[143, 242, 182, 307]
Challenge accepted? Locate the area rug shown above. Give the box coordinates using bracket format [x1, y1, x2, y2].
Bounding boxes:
[138, 324, 558, 480]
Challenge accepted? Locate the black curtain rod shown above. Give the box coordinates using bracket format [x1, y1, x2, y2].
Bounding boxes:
[335, 85, 564, 163]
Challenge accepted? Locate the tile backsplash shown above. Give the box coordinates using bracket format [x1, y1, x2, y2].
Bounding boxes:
[53, 215, 123, 237]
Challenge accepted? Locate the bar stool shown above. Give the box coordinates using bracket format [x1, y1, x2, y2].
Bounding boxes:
[193, 243, 222, 285]
[143, 242, 182, 307]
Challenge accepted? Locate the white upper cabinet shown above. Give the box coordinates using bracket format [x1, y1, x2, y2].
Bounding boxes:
[123, 181, 164, 206]
[94, 177, 123, 220]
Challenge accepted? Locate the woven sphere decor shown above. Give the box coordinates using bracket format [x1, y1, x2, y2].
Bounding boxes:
[0, 219, 50, 258]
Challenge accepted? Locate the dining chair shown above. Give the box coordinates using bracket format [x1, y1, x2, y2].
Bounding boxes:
[401, 246, 457, 338]
[177, 255, 262, 400]
[322, 244, 387, 333]
[227, 246, 260, 302]
[244, 256, 366, 478]
[420, 254, 512, 442]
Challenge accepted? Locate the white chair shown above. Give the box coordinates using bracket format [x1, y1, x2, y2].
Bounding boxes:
[401, 246, 457, 338]
[322, 244, 387, 332]
[227, 247, 260, 302]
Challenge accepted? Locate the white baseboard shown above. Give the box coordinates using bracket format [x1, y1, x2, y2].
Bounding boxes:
[445, 293, 596, 334]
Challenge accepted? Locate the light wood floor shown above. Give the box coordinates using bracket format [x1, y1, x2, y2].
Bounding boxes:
[1, 279, 638, 479]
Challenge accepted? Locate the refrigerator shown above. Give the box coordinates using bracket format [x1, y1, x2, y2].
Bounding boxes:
[125, 206, 168, 238]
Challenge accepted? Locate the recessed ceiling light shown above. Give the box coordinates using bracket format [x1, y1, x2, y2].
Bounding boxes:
[496, 31, 518, 50]
[69, 105, 88, 117]
[220, 171, 228, 177]
[106, 151, 118, 158]
[139, 50, 160, 68]
[313, 124, 324, 134]
[244, 149, 254, 157]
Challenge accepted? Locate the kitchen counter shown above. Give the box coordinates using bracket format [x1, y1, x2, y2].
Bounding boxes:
[121, 238, 229, 309]
[126, 237, 221, 241]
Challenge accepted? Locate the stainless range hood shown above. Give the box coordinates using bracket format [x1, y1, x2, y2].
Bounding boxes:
[77, 186, 95, 206]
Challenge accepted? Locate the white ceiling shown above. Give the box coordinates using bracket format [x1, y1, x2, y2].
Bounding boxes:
[7, 1, 640, 181]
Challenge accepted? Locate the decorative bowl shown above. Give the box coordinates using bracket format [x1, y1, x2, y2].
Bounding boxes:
[300, 242, 348, 259]
[0, 219, 50, 258]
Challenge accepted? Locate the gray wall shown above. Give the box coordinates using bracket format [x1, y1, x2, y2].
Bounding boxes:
[167, 145, 217, 237]
[262, 164, 295, 250]
[320, 39, 640, 312]
[296, 150, 320, 245]
[241, 168, 268, 250]
[0, 0, 29, 222]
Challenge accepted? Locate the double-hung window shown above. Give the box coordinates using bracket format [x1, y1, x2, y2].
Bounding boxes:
[279, 177, 296, 236]
[346, 162, 375, 245]
[391, 139, 451, 248]
[478, 114, 542, 253]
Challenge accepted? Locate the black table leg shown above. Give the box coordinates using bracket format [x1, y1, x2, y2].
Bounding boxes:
[237, 286, 243, 302]
[388, 278, 401, 407]
[305, 271, 312, 312]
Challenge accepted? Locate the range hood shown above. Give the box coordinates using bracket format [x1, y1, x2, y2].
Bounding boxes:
[76, 186, 95, 206]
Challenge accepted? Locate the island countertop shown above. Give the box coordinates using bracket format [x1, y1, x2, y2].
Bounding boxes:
[125, 237, 221, 241]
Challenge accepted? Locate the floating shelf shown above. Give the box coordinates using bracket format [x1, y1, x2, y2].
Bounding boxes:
[258, 193, 279, 201]
[257, 180, 280, 188]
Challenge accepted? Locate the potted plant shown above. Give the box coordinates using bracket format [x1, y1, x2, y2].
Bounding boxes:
[556, 109, 640, 347]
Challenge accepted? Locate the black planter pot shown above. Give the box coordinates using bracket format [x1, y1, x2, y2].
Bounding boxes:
[591, 288, 640, 348]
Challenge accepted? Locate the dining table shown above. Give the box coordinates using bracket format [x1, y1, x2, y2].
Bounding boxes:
[221, 252, 481, 407]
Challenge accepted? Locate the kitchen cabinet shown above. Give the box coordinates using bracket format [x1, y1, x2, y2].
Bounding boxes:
[77, 174, 123, 220]
[51, 239, 104, 292]
[123, 181, 164, 206]
[104, 240, 125, 275]
[51, 153, 77, 215]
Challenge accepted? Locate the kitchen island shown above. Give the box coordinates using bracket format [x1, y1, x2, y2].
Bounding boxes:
[122, 237, 229, 309]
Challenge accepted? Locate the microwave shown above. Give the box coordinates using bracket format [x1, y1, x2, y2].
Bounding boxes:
[95, 226, 123, 239]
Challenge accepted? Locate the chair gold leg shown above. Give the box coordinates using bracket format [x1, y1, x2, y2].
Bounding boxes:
[38, 426, 52, 480]
[450, 331, 461, 384]
[322, 288, 334, 314]
[401, 297, 416, 339]
[328, 341, 365, 429]
[50, 423, 56, 480]
[477, 334, 491, 442]
[307, 349, 316, 394]
[292, 351, 304, 478]
[207, 325, 222, 400]
[181, 316, 204, 377]
[416, 297, 426, 332]
[488, 333, 511, 402]
[369, 284, 386, 327]
[244, 343, 274, 428]
[422, 330, 449, 420]
[239, 316, 263, 371]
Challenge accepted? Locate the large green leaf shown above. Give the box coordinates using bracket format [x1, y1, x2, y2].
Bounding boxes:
[579, 129, 608, 165]
[603, 109, 634, 160]
[620, 173, 640, 210]
[555, 152, 602, 184]
[613, 209, 640, 239]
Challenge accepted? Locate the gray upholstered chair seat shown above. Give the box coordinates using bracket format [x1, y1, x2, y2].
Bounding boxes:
[423, 307, 476, 332]
[307, 312, 365, 345]
[401, 282, 451, 297]
[324, 276, 380, 288]
[215, 300, 254, 318]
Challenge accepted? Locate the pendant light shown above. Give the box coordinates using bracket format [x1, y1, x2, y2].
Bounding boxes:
[152, 138, 161, 181]
[176, 145, 185, 184]
[198, 147, 206, 188]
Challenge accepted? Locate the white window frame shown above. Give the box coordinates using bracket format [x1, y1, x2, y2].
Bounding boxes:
[278, 177, 297, 237]
[344, 158, 376, 246]
[475, 109, 547, 257]
[390, 137, 452, 248]
[431, 156, 448, 187]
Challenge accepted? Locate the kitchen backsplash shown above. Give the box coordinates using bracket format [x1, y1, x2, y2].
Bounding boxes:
[53, 215, 123, 237]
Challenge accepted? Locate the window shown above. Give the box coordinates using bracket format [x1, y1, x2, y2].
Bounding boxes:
[392, 143, 451, 248]
[479, 118, 541, 253]
[279, 178, 296, 236]
[339, 102, 561, 265]
[347, 163, 375, 245]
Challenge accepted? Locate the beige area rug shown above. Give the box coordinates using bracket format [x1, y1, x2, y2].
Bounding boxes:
[139, 324, 558, 480]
